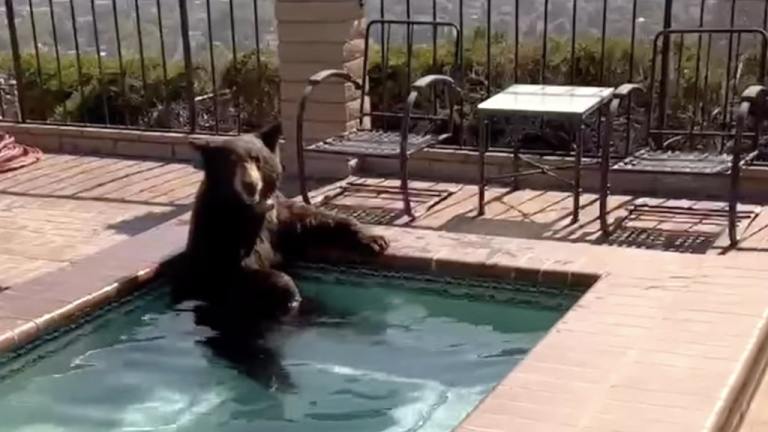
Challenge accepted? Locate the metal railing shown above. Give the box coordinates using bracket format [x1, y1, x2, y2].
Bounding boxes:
[0, 0, 766, 140]
[364, 0, 768, 86]
[362, 0, 768, 154]
[0, 0, 277, 134]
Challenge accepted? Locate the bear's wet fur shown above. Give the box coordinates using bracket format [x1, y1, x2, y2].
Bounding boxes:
[176, 122, 388, 328]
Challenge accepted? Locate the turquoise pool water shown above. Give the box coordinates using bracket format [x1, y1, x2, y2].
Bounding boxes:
[0, 266, 578, 432]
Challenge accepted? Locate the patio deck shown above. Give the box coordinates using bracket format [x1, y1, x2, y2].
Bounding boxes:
[311, 176, 768, 256]
[3, 153, 768, 290]
[0, 154, 200, 287]
[3, 153, 768, 430]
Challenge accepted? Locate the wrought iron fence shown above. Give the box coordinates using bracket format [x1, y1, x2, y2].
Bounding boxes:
[364, 0, 768, 84]
[360, 0, 768, 155]
[0, 0, 766, 140]
[0, 0, 277, 134]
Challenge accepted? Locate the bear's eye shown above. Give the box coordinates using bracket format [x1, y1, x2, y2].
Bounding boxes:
[251, 154, 262, 165]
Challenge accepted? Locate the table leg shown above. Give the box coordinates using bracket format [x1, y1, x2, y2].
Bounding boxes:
[477, 118, 487, 217]
[572, 122, 583, 224]
[512, 132, 520, 191]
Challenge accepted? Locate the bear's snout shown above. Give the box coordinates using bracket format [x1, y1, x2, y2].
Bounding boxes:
[235, 160, 264, 204]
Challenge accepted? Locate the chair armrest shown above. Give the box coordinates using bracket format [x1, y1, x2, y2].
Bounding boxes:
[296, 69, 363, 179]
[402, 74, 464, 146]
[740, 85, 768, 103]
[411, 74, 459, 93]
[609, 83, 647, 118]
[605, 83, 648, 158]
[613, 83, 646, 100]
[409, 74, 463, 105]
[731, 85, 768, 157]
[297, 69, 363, 143]
[307, 69, 363, 90]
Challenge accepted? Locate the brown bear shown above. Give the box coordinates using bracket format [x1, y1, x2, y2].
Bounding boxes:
[177, 123, 388, 326]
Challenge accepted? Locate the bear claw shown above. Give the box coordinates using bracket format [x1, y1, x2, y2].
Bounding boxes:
[358, 233, 390, 255]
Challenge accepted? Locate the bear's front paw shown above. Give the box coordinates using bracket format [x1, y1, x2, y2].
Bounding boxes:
[357, 233, 390, 255]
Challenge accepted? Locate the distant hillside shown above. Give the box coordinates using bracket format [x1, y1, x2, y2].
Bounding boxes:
[0, 0, 765, 61]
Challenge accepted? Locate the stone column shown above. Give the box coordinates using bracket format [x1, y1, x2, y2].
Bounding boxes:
[275, 0, 367, 179]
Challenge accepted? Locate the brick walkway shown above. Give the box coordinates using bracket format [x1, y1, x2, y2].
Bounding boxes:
[0, 154, 200, 287]
[5, 156, 768, 289]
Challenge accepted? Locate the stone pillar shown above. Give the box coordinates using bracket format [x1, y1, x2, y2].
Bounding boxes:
[275, 0, 367, 179]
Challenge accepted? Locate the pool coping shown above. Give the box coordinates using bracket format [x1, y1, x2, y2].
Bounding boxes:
[0, 215, 767, 431]
[0, 215, 187, 354]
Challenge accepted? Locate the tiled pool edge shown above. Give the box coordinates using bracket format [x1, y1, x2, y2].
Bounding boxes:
[0, 216, 188, 355]
[0, 219, 766, 432]
[714, 314, 768, 432]
[0, 220, 599, 357]
[370, 227, 768, 432]
[0, 266, 160, 353]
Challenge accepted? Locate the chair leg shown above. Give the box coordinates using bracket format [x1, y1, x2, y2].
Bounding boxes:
[297, 147, 311, 205]
[400, 151, 413, 218]
[729, 100, 748, 247]
[299, 165, 312, 205]
[728, 162, 740, 247]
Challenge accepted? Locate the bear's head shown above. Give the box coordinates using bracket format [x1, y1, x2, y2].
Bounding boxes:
[191, 122, 283, 212]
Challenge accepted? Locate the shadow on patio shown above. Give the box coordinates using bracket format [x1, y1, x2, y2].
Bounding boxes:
[310, 176, 768, 256]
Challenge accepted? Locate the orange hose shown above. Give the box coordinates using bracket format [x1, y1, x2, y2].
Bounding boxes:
[0, 134, 42, 173]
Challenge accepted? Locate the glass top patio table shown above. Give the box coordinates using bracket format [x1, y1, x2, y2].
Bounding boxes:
[474, 84, 616, 225]
[476, 84, 615, 117]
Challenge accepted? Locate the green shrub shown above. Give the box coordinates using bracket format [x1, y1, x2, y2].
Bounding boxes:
[220, 49, 281, 131]
[0, 48, 279, 131]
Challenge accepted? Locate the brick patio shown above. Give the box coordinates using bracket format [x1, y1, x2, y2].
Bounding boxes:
[5, 154, 768, 291]
[0, 154, 200, 287]
[3, 153, 768, 431]
[4, 153, 768, 288]
[310, 176, 768, 256]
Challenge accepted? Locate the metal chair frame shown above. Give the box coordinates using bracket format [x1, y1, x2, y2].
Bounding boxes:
[600, 28, 768, 246]
[295, 19, 464, 217]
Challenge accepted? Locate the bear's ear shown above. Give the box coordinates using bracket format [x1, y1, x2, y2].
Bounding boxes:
[188, 140, 224, 170]
[189, 139, 213, 155]
[257, 122, 282, 153]
[188, 140, 209, 169]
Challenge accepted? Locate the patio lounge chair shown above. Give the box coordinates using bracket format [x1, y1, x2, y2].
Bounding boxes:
[600, 28, 768, 246]
[295, 19, 464, 218]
